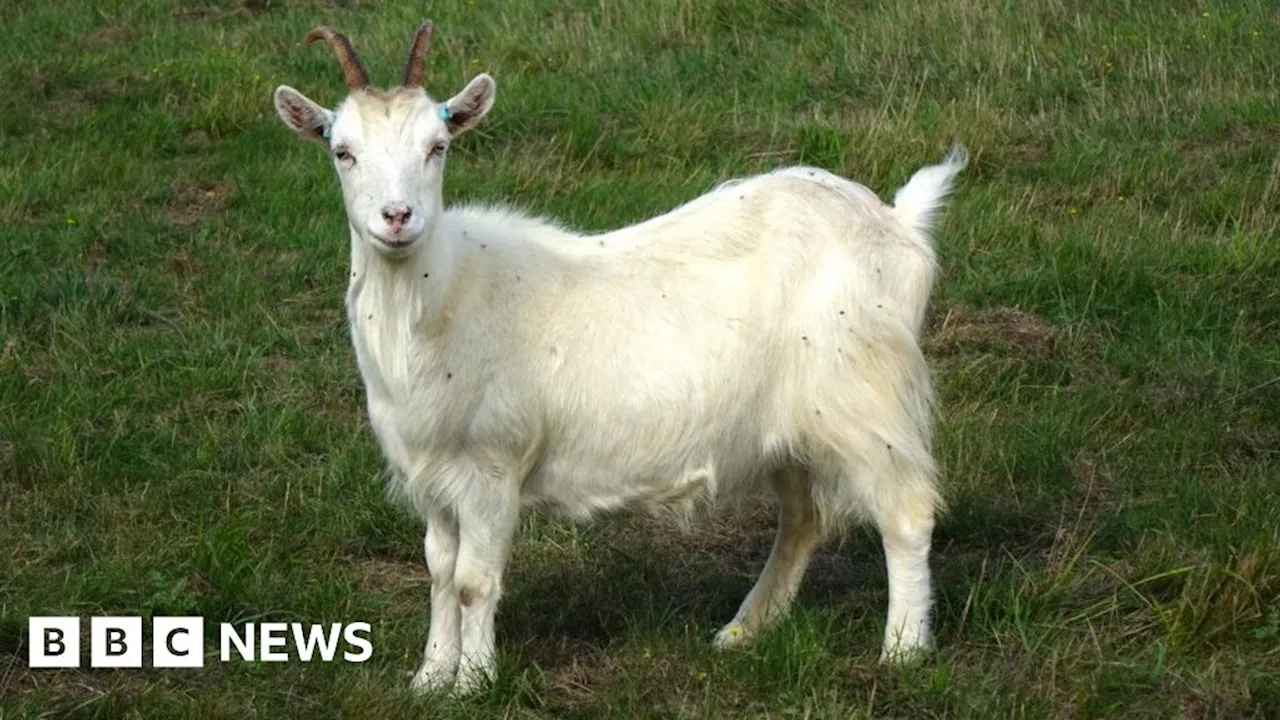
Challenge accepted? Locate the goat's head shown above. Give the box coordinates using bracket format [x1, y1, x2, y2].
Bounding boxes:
[273, 22, 495, 257]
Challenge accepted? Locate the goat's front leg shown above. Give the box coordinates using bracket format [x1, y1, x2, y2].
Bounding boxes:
[452, 478, 520, 694]
[411, 509, 461, 695]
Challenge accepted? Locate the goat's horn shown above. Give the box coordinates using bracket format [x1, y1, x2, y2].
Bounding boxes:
[402, 21, 435, 88]
[304, 26, 369, 91]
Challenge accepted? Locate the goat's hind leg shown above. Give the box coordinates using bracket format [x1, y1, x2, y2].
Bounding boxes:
[411, 509, 463, 695]
[714, 467, 821, 648]
[877, 478, 936, 663]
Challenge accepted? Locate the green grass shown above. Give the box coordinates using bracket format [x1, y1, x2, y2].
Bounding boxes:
[2, 0, 1278, 716]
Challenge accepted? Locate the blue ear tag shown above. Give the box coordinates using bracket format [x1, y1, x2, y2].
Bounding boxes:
[438, 104, 453, 122]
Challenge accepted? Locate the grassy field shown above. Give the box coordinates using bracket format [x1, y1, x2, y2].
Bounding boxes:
[2, 0, 1278, 716]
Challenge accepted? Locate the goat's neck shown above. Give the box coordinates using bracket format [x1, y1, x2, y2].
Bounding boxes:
[345, 223, 454, 332]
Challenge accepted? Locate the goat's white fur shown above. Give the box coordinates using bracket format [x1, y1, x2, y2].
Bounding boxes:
[275, 56, 966, 695]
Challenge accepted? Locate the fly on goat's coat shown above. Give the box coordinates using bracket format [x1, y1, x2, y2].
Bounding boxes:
[273, 20, 967, 696]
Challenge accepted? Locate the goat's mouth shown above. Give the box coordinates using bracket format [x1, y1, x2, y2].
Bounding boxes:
[371, 233, 421, 253]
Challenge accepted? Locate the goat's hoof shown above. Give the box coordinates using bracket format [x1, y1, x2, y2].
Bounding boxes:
[453, 666, 495, 696]
[712, 622, 753, 649]
[878, 641, 931, 665]
[409, 664, 455, 697]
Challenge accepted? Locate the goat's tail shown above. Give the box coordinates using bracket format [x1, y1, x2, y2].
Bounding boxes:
[892, 145, 968, 236]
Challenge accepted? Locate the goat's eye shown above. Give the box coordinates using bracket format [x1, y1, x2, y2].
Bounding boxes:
[334, 148, 355, 168]
[428, 142, 447, 159]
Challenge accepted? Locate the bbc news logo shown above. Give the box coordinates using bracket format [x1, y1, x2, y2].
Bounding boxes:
[28, 617, 372, 668]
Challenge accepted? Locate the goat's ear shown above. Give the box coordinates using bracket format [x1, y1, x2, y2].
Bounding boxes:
[443, 74, 496, 135]
[274, 85, 334, 144]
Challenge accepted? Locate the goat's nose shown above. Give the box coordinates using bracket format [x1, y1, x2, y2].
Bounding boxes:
[381, 203, 412, 231]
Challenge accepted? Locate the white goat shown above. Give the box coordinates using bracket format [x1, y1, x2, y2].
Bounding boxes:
[274, 22, 966, 694]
